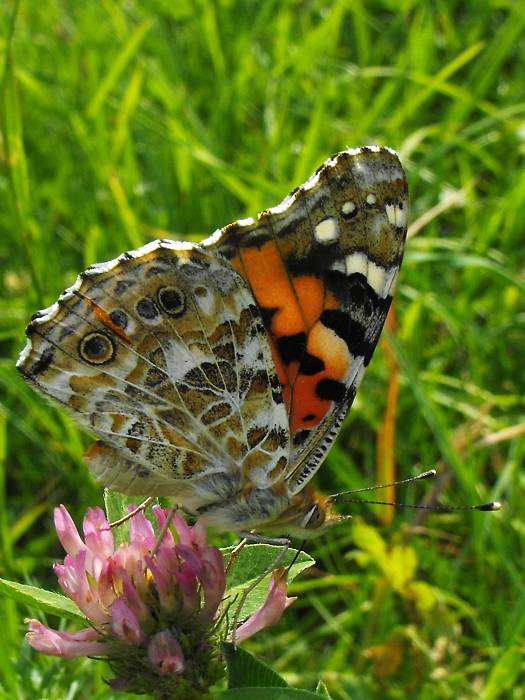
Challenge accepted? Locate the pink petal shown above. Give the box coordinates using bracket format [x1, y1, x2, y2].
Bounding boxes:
[54, 505, 85, 556]
[148, 630, 184, 675]
[171, 511, 193, 546]
[128, 509, 156, 554]
[175, 544, 203, 576]
[173, 565, 199, 614]
[54, 551, 108, 625]
[233, 568, 296, 643]
[172, 512, 206, 550]
[111, 598, 145, 645]
[111, 543, 132, 572]
[198, 549, 226, 624]
[121, 573, 150, 621]
[145, 555, 176, 612]
[112, 544, 148, 597]
[191, 519, 208, 549]
[173, 543, 225, 622]
[26, 619, 107, 658]
[152, 507, 175, 547]
[154, 540, 179, 581]
[83, 507, 114, 559]
[95, 558, 119, 608]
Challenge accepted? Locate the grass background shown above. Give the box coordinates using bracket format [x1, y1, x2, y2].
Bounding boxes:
[1, 0, 524, 698]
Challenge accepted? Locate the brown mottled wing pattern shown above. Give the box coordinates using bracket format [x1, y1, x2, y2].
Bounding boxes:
[205, 146, 408, 494]
[17, 240, 290, 507]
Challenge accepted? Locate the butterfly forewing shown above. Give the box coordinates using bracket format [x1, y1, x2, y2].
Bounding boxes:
[206, 146, 408, 493]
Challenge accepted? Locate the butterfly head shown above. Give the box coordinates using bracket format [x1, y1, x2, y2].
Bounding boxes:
[263, 487, 348, 539]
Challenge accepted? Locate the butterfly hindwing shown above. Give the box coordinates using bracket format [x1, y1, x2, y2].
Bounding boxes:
[17, 240, 290, 504]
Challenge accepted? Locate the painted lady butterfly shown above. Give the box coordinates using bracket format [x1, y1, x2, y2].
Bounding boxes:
[17, 146, 408, 538]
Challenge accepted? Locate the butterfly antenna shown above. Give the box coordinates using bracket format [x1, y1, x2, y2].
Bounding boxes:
[329, 468, 437, 502]
[333, 496, 501, 512]
[286, 540, 306, 573]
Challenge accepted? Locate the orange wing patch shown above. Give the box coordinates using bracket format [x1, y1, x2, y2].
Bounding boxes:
[77, 291, 131, 344]
[231, 240, 351, 433]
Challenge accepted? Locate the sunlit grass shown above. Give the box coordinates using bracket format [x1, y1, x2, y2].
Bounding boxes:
[1, 1, 524, 698]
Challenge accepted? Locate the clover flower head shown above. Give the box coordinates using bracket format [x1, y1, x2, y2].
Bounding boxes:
[26, 505, 296, 697]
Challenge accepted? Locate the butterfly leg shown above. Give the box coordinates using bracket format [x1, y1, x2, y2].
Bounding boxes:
[225, 534, 250, 574]
[108, 497, 154, 528]
[238, 532, 291, 547]
[229, 532, 291, 648]
[151, 505, 178, 556]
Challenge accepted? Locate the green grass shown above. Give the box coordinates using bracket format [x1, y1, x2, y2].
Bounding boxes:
[1, 1, 525, 698]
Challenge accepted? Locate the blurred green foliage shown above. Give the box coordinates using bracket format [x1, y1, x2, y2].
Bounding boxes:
[1, 1, 524, 698]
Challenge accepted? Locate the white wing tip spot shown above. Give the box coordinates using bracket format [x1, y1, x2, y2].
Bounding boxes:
[302, 171, 321, 192]
[269, 193, 297, 214]
[236, 217, 255, 227]
[385, 201, 408, 228]
[17, 340, 32, 366]
[314, 217, 340, 244]
[201, 229, 222, 246]
[343, 146, 363, 157]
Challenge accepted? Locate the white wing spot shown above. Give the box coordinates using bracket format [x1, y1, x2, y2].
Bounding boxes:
[345, 252, 368, 277]
[342, 201, 356, 216]
[385, 203, 396, 225]
[395, 202, 408, 228]
[314, 218, 339, 244]
[366, 193, 377, 206]
[367, 261, 388, 297]
[194, 286, 215, 316]
[330, 259, 346, 274]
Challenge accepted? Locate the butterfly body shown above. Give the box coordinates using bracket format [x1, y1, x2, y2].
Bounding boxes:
[18, 146, 408, 537]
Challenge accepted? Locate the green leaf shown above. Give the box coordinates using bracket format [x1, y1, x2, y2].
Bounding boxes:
[103, 489, 133, 546]
[87, 17, 154, 118]
[0, 578, 86, 624]
[223, 643, 287, 689]
[1, 6, 41, 300]
[1, 27, 30, 224]
[314, 681, 333, 698]
[480, 646, 523, 700]
[221, 544, 314, 618]
[215, 689, 324, 700]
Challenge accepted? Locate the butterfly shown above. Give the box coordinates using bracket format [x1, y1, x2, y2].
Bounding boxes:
[17, 146, 408, 538]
